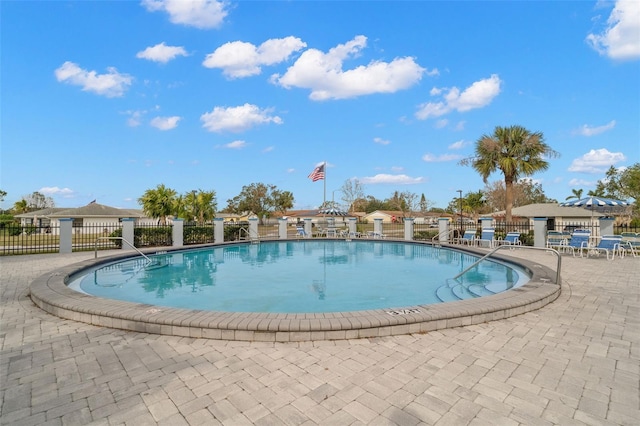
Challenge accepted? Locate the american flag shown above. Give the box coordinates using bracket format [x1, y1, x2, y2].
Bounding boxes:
[308, 163, 325, 182]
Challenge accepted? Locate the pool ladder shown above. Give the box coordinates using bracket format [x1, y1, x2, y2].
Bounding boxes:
[94, 236, 152, 263]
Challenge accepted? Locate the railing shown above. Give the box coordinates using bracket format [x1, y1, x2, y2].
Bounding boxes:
[94, 237, 151, 262]
[452, 245, 562, 286]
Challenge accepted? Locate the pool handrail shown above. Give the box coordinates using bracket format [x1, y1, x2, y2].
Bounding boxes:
[432, 228, 453, 245]
[94, 236, 152, 263]
[452, 245, 562, 286]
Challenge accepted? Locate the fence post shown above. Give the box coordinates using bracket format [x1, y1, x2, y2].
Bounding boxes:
[59, 218, 73, 254]
[599, 217, 615, 236]
[304, 218, 313, 237]
[480, 217, 493, 229]
[249, 218, 259, 241]
[533, 217, 547, 248]
[214, 218, 224, 243]
[404, 217, 414, 241]
[172, 219, 183, 247]
[278, 218, 288, 239]
[348, 217, 357, 235]
[438, 218, 450, 243]
[374, 218, 383, 238]
[122, 218, 135, 250]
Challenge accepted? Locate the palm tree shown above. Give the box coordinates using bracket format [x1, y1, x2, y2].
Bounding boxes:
[461, 125, 558, 222]
[13, 199, 29, 214]
[565, 188, 584, 201]
[138, 184, 178, 225]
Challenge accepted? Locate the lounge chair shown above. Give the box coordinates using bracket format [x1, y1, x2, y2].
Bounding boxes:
[620, 232, 639, 257]
[586, 235, 624, 260]
[546, 231, 566, 250]
[497, 232, 521, 247]
[477, 228, 496, 248]
[454, 229, 476, 245]
[564, 229, 591, 257]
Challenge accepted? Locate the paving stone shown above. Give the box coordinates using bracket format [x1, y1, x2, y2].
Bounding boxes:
[1, 251, 638, 425]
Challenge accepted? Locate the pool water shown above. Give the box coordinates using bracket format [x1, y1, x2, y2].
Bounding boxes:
[69, 241, 529, 313]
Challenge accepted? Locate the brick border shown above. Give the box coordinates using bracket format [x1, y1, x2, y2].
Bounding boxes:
[29, 241, 561, 341]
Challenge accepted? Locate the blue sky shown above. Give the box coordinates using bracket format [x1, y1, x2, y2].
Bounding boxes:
[2, 0, 639, 212]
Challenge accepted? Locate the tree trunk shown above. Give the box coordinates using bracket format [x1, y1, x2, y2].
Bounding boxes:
[505, 177, 514, 222]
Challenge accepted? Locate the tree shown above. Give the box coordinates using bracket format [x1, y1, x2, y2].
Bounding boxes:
[591, 165, 639, 201]
[620, 163, 640, 202]
[565, 188, 584, 201]
[138, 184, 178, 225]
[272, 190, 294, 215]
[387, 191, 418, 217]
[483, 179, 555, 212]
[226, 183, 292, 224]
[0, 190, 6, 202]
[182, 190, 217, 223]
[340, 178, 364, 213]
[13, 199, 29, 214]
[419, 193, 432, 214]
[461, 125, 558, 221]
[22, 191, 55, 209]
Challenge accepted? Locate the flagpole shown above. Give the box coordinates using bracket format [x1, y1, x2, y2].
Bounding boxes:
[323, 161, 327, 206]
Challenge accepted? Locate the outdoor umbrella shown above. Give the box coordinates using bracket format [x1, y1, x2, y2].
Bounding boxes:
[560, 196, 629, 220]
[318, 207, 349, 216]
[559, 196, 629, 208]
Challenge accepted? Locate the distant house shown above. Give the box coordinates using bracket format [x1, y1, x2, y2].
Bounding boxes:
[490, 203, 604, 230]
[362, 210, 453, 224]
[15, 202, 152, 234]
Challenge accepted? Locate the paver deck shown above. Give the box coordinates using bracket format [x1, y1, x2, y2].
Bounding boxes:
[1, 249, 638, 425]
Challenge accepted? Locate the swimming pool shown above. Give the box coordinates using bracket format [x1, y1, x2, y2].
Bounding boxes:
[68, 240, 529, 313]
[30, 240, 561, 341]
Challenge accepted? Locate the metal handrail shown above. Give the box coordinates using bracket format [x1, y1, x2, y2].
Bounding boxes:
[452, 245, 562, 285]
[432, 228, 452, 245]
[94, 236, 151, 262]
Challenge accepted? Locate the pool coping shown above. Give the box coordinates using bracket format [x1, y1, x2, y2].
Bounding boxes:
[29, 240, 561, 342]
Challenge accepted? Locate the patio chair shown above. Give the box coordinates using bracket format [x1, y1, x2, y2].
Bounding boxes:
[454, 229, 476, 245]
[586, 235, 624, 260]
[497, 232, 521, 247]
[564, 229, 591, 257]
[546, 231, 567, 250]
[296, 227, 309, 238]
[477, 228, 496, 248]
[620, 232, 639, 257]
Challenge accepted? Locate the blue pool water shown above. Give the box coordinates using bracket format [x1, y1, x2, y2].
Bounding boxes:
[69, 241, 530, 313]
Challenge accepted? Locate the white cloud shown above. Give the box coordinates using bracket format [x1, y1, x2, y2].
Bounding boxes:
[150, 116, 181, 130]
[262, 146, 274, 153]
[220, 140, 246, 149]
[434, 119, 448, 129]
[572, 120, 616, 136]
[200, 103, 282, 133]
[54, 61, 132, 98]
[586, 0, 640, 60]
[422, 153, 462, 162]
[360, 174, 425, 185]
[415, 74, 502, 119]
[569, 178, 597, 187]
[203, 37, 306, 78]
[125, 110, 144, 127]
[271, 35, 426, 100]
[568, 148, 626, 173]
[141, 0, 229, 29]
[373, 137, 390, 145]
[137, 42, 188, 63]
[39, 187, 75, 198]
[448, 140, 466, 150]
[390, 166, 404, 172]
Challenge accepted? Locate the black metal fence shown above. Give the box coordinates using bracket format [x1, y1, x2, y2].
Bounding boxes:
[3, 219, 639, 256]
[0, 223, 60, 255]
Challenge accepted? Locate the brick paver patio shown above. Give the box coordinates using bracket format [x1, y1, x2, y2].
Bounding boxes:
[1, 250, 638, 425]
